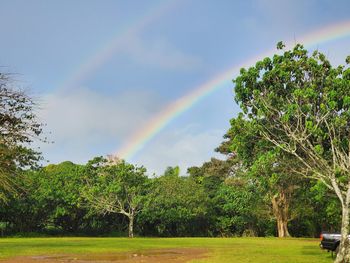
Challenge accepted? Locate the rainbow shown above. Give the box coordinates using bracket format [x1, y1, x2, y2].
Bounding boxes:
[59, 0, 179, 91]
[117, 20, 350, 160]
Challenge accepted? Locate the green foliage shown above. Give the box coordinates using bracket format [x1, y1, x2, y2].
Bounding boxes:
[309, 181, 341, 231]
[188, 158, 234, 195]
[139, 172, 208, 236]
[163, 166, 180, 177]
[0, 156, 340, 238]
[32, 162, 87, 232]
[233, 43, 350, 172]
[81, 157, 149, 237]
[218, 110, 307, 237]
[213, 179, 269, 236]
[0, 161, 124, 235]
[82, 157, 148, 215]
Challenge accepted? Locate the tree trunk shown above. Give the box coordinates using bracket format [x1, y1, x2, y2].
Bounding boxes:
[128, 214, 134, 238]
[272, 191, 291, 238]
[275, 214, 290, 238]
[335, 203, 350, 262]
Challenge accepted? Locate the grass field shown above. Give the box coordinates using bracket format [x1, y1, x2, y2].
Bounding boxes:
[0, 237, 333, 262]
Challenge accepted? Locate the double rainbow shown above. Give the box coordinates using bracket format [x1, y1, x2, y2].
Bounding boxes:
[116, 20, 350, 160]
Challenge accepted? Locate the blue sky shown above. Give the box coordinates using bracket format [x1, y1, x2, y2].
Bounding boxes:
[1, 0, 350, 175]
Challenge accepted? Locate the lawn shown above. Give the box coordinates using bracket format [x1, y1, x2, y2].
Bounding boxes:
[0, 237, 333, 262]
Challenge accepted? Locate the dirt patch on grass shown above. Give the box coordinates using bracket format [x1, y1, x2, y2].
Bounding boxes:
[0, 248, 208, 263]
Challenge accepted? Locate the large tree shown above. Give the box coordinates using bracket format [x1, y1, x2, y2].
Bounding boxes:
[233, 42, 350, 262]
[218, 114, 304, 237]
[31, 161, 88, 232]
[82, 157, 148, 238]
[0, 73, 43, 202]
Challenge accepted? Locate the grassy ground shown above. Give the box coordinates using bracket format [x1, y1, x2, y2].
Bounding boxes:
[0, 237, 333, 262]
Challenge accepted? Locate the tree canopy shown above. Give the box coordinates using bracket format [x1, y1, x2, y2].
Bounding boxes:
[82, 157, 148, 237]
[233, 42, 350, 262]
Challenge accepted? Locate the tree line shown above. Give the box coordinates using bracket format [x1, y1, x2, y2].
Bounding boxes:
[0, 156, 341, 238]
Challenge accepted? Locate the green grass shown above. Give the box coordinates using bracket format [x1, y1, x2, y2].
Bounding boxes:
[0, 237, 333, 262]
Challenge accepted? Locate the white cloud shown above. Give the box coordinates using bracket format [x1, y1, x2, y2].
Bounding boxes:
[35, 87, 164, 163]
[133, 125, 226, 176]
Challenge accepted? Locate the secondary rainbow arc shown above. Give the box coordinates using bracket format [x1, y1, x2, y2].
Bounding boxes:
[58, 0, 178, 92]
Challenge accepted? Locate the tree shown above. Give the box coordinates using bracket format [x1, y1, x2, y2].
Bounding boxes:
[139, 171, 208, 236]
[287, 180, 341, 237]
[0, 161, 132, 235]
[187, 158, 237, 236]
[31, 162, 88, 232]
[218, 115, 305, 237]
[208, 161, 269, 237]
[0, 73, 43, 202]
[163, 166, 180, 177]
[233, 42, 350, 262]
[82, 157, 148, 238]
[188, 158, 236, 197]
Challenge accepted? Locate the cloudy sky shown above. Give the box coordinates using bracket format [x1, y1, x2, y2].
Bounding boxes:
[1, 0, 350, 175]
